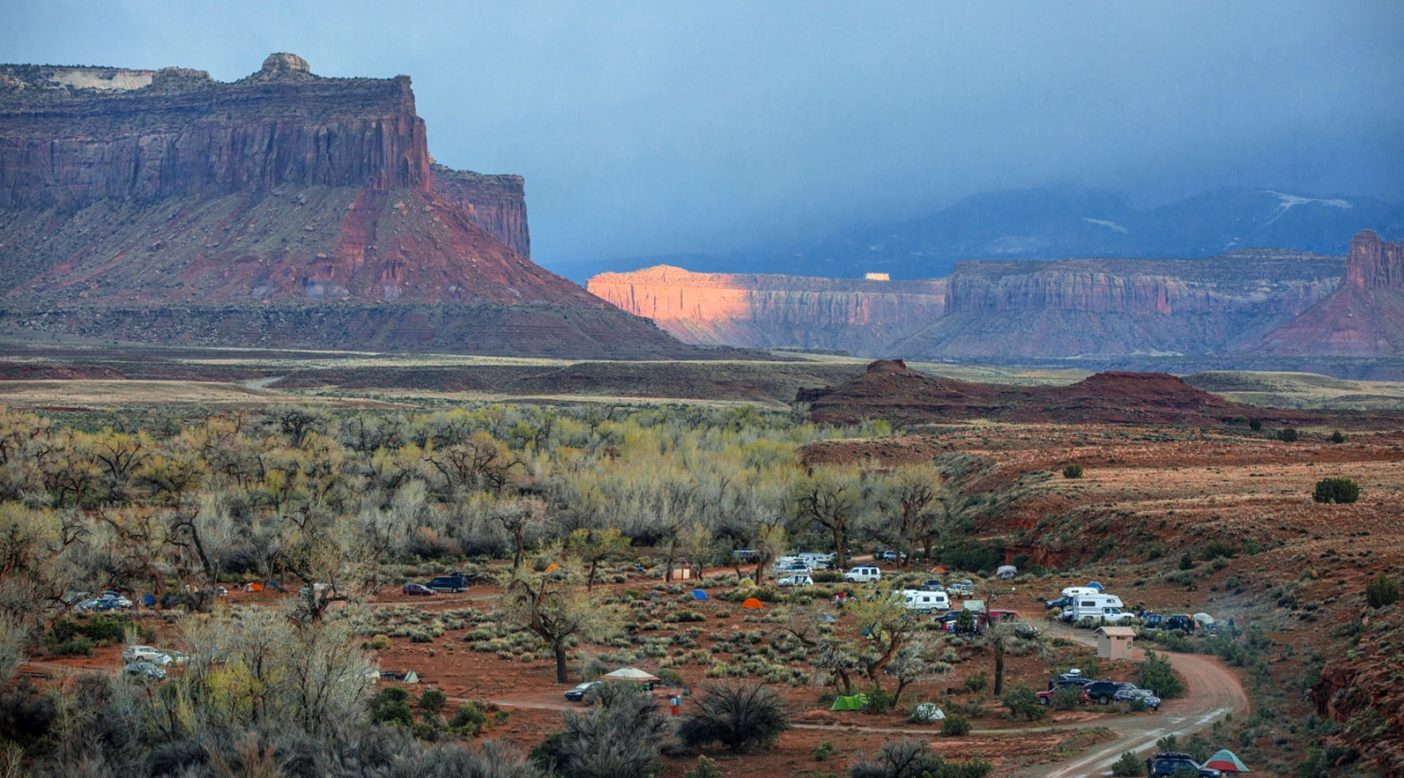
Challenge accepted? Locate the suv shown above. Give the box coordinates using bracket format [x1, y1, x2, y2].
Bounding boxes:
[843, 566, 881, 583]
[875, 550, 907, 564]
[948, 579, 975, 597]
[920, 579, 946, 592]
[426, 572, 470, 593]
[1115, 686, 1162, 710]
[776, 574, 814, 587]
[731, 549, 760, 563]
[1148, 752, 1222, 777]
[1082, 680, 1128, 705]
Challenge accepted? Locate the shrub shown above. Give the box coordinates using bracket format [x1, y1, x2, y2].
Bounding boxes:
[687, 756, 725, 778]
[1178, 553, 1195, 571]
[1330, 430, 1346, 444]
[449, 702, 488, 735]
[1111, 751, 1144, 776]
[862, 685, 896, 714]
[1366, 575, 1400, 608]
[534, 683, 668, 778]
[676, 683, 790, 753]
[1276, 427, 1299, 442]
[1052, 686, 1082, 710]
[849, 738, 992, 778]
[1001, 685, 1044, 721]
[1248, 417, 1262, 431]
[1313, 478, 1360, 504]
[1062, 464, 1083, 479]
[960, 671, 987, 694]
[941, 715, 971, 736]
[370, 687, 413, 727]
[1201, 540, 1235, 561]
[1137, 652, 1185, 699]
[418, 688, 447, 714]
[813, 740, 835, 761]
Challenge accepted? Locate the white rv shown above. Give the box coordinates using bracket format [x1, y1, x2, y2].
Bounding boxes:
[901, 589, 950, 613]
[1062, 593, 1135, 625]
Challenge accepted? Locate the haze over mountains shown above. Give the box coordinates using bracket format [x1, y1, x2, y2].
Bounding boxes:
[571, 184, 1404, 282]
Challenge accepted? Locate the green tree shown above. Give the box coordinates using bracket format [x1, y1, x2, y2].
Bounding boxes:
[566, 527, 630, 590]
[1001, 685, 1044, 721]
[1366, 574, 1400, 608]
[1137, 652, 1185, 698]
[1313, 477, 1360, 504]
[503, 555, 621, 683]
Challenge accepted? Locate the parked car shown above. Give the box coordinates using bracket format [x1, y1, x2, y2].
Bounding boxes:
[843, 566, 882, 583]
[1052, 671, 1092, 687]
[125, 661, 167, 681]
[564, 681, 599, 702]
[731, 549, 760, 562]
[77, 592, 132, 612]
[1081, 680, 1135, 705]
[1045, 595, 1071, 610]
[875, 550, 907, 564]
[948, 579, 975, 596]
[426, 572, 470, 593]
[1148, 752, 1222, 777]
[122, 646, 173, 666]
[776, 574, 814, 587]
[1144, 613, 1197, 633]
[987, 608, 1022, 622]
[920, 579, 946, 592]
[1115, 686, 1162, 710]
[402, 583, 436, 596]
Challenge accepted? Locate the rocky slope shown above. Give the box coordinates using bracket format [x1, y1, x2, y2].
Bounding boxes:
[0, 53, 687, 357]
[587, 265, 946, 354]
[895, 251, 1342, 359]
[1258, 230, 1404, 356]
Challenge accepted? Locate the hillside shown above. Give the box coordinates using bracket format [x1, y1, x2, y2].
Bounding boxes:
[0, 53, 690, 358]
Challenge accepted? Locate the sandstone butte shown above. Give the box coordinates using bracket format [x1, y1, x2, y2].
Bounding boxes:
[589, 246, 1372, 359]
[0, 53, 691, 358]
[586, 264, 947, 355]
[1257, 230, 1404, 356]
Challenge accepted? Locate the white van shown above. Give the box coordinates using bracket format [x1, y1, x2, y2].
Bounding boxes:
[844, 566, 882, 583]
[1063, 594, 1135, 625]
[901, 589, 950, 612]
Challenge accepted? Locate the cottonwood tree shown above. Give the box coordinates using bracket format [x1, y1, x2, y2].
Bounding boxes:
[566, 527, 630, 590]
[844, 583, 924, 693]
[788, 467, 868, 570]
[502, 555, 621, 683]
[751, 519, 787, 586]
[493, 497, 546, 570]
[884, 638, 945, 707]
[879, 465, 943, 567]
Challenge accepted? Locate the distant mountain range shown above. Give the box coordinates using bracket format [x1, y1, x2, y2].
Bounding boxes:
[569, 184, 1404, 281]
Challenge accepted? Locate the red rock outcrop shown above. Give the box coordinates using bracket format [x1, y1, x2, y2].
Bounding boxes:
[1259, 230, 1404, 355]
[0, 53, 690, 358]
[588, 265, 946, 354]
[431, 165, 531, 258]
[797, 359, 1313, 427]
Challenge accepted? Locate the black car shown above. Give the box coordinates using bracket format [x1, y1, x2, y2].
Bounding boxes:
[1082, 680, 1130, 705]
[426, 572, 469, 593]
[1148, 752, 1222, 777]
[563, 681, 598, 702]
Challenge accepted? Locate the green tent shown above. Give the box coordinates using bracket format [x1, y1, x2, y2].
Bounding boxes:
[830, 693, 869, 711]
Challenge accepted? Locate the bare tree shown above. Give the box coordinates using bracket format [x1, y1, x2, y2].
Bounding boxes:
[502, 557, 621, 683]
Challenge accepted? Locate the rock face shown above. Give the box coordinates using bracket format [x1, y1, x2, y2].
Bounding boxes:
[894, 252, 1340, 358]
[587, 265, 946, 354]
[1259, 230, 1404, 355]
[0, 54, 688, 357]
[431, 164, 531, 257]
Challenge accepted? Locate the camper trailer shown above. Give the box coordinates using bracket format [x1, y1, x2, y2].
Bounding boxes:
[1061, 593, 1135, 625]
[901, 589, 950, 613]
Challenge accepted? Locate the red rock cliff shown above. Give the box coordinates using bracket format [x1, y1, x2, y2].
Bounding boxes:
[1259, 230, 1404, 355]
[587, 265, 946, 355]
[431, 164, 531, 258]
[0, 53, 431, 208]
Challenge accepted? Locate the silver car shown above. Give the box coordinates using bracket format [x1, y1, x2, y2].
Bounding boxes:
[125, 661, 167, 681]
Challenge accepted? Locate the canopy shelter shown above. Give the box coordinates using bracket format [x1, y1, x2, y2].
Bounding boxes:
[602, 667, 658, 683]
[690, 589, 709, 600]
[1193, 612, 1216, 627]
[1204, 749, 1250, 773]
[741, 597, 764, 609]
[830, 693, 869, 711]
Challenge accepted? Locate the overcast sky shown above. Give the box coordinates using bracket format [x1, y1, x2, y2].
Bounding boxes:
[4, 1, 1402, 268]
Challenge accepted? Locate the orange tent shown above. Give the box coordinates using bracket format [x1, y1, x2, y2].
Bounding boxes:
[245, 582, 263, 592]
[741, 597, 764, 610]
[544, 563, 560, 572]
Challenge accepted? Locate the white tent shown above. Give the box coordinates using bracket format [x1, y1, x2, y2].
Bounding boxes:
[996, 565, 1017, 579]
[602, 667, 659, 682]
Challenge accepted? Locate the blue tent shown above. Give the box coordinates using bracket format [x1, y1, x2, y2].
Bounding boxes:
[1086, 581, 1105, 592]
[141, 593, 156, 607]
[690, 589, 709, 601]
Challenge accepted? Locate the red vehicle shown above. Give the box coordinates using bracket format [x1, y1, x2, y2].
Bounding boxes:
[402, 583, 436, 596]
[987, 608, 1022, 622]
